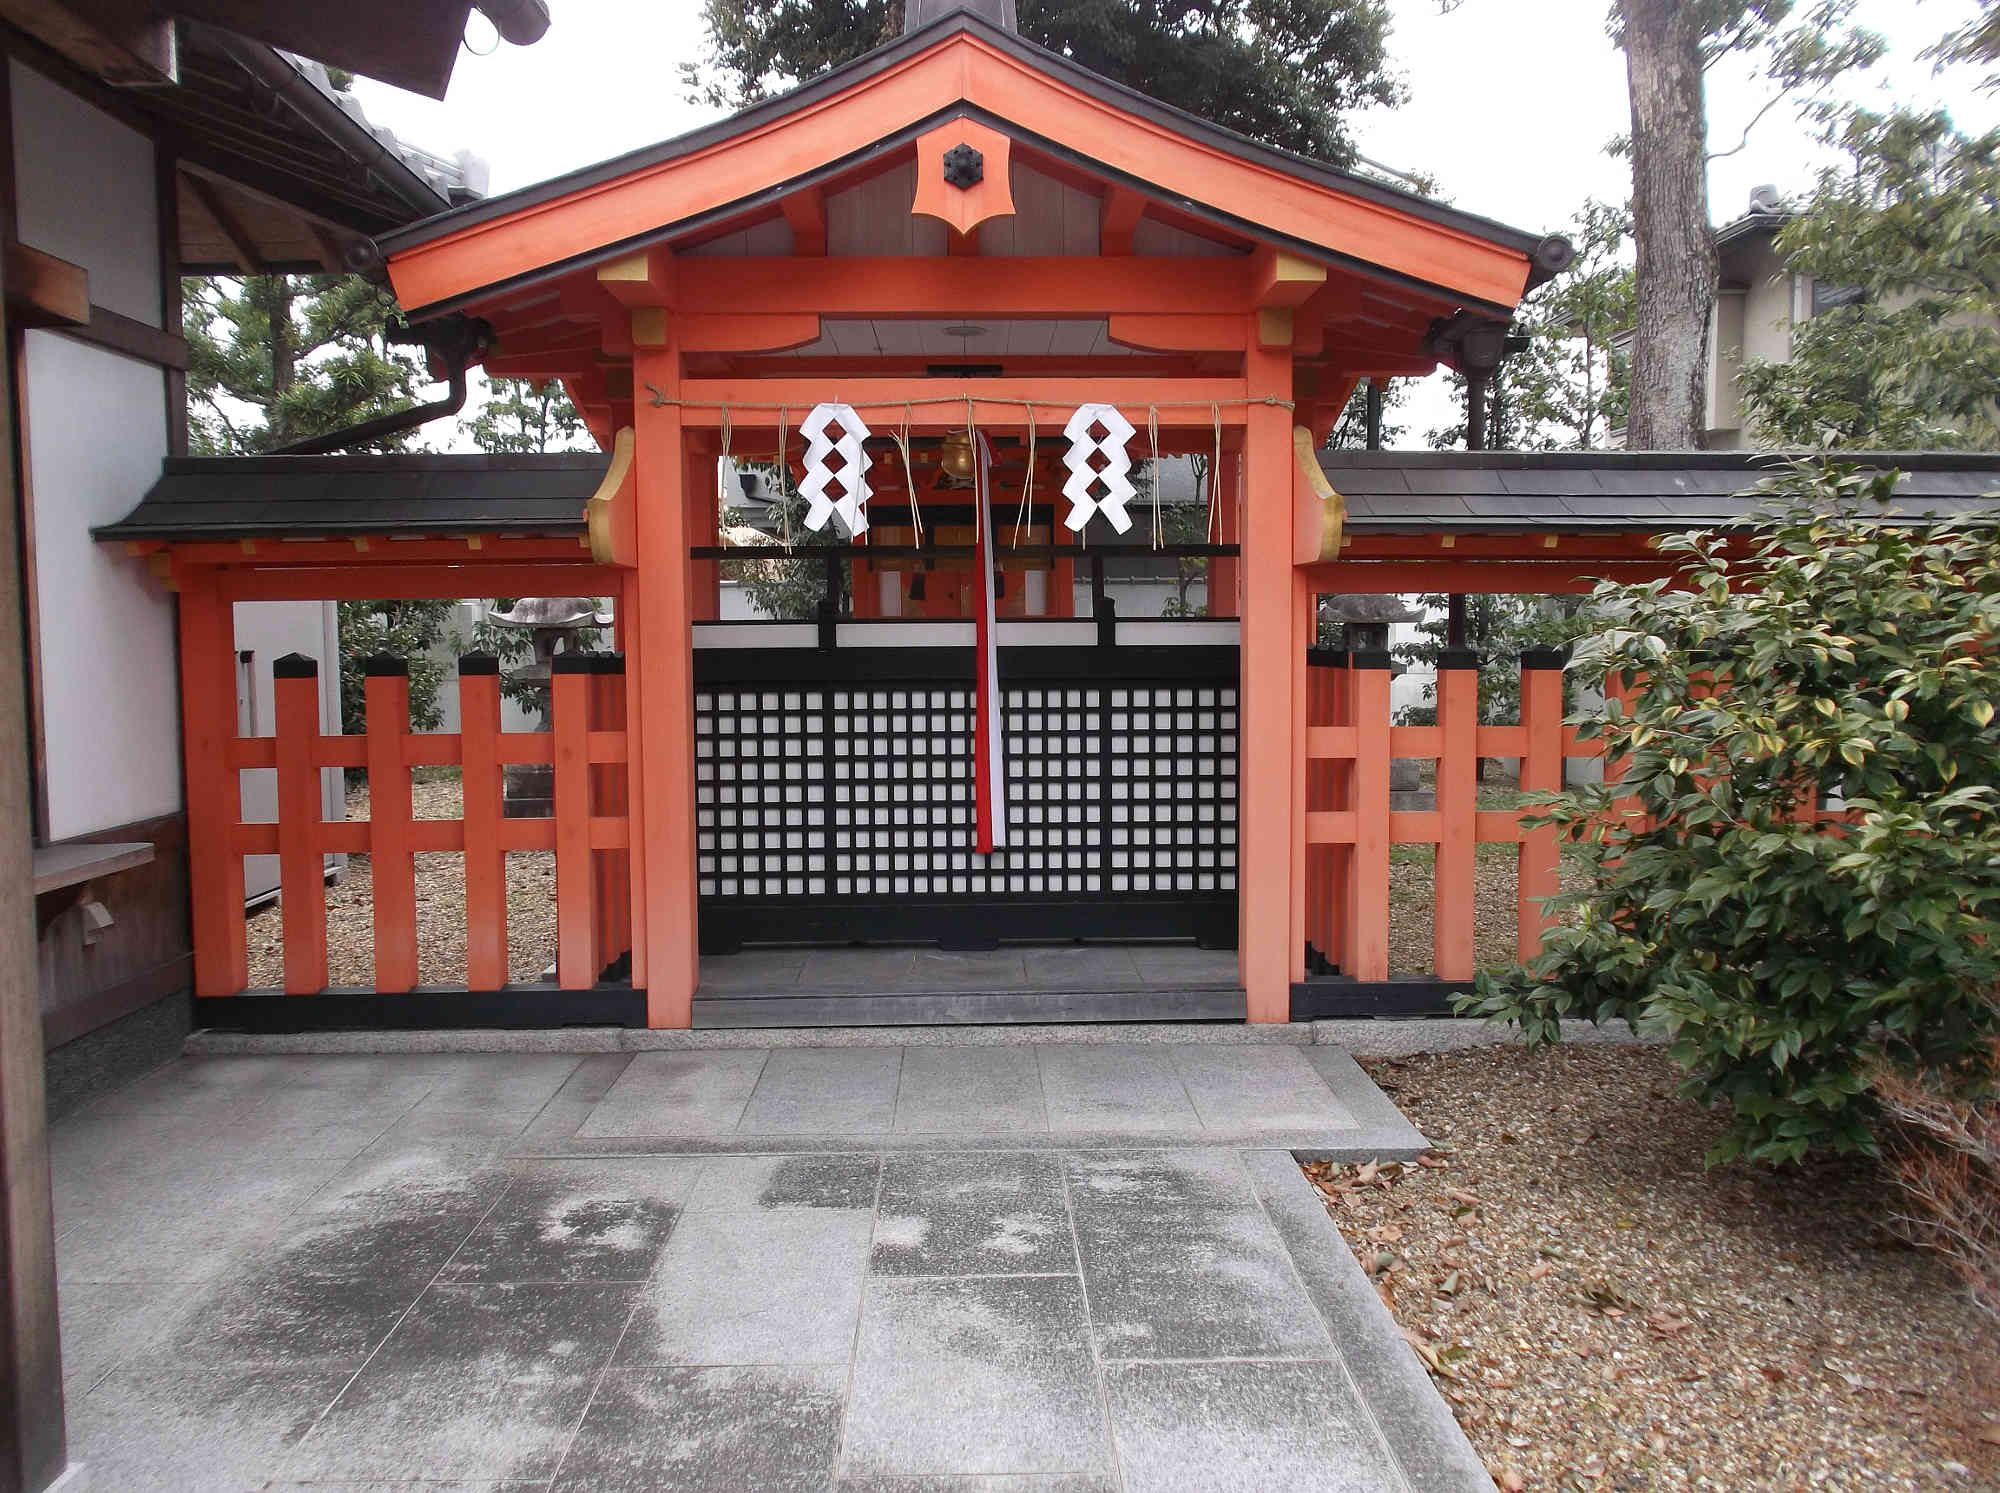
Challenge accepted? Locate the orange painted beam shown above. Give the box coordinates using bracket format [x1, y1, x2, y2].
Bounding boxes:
[1433, 659, 1478, 980]
[673, 377, 1249, 425]
[274, 660, 328, 995]
[459, 664, 509, 992]
[1105, 314, 1246, 353]
[780, 185, 826, 255]
[552, 665, 599, 989]
[165, 537, 590, 569]
[1101, 183, 1147, 255]
[652, 256, 1257, 317]
[364, 665, 419, 993]
[177, 570, 248, 996]
[218, 565, 616, 604]
[1297, 561, 1678, 594]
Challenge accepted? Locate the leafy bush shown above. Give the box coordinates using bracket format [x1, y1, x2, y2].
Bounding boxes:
[1459, 464, 2000, 1164]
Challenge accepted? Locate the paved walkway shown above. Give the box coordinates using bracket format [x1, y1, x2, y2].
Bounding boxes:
[51, 1046, 1489, 1491]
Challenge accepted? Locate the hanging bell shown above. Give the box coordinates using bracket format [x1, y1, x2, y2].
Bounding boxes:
[939, 428, 976, 481]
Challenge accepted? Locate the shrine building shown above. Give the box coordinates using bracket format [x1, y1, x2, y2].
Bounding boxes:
[94, 0, 2000, 1031]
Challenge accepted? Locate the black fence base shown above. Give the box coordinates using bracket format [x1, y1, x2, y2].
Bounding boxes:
[1290, 976, 1478, 1020]
[699, 898, 1239, 955]
[196, 986, 648, 1033]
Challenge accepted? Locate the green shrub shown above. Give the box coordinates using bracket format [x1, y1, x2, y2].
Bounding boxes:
[1459, 464, 2000, 1164]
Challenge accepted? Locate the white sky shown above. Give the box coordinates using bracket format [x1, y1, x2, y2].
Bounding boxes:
[350, 0, 1996, 449]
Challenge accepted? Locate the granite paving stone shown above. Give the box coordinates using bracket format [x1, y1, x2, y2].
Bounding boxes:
[282, 1281, 637, 1483]
[441, 1158, 703, 1283]
[51, 1045, 1462, 1492]
[842, 1275, 1110, 1479]
[737, 1047, 903, 1134]
[621, 1205, 875, 1366]
[1063, 1150, 1333, 1361]
[1103, 1360, 1408, 1493]
[554, 1364, 846, 1491]
[67, 1367, 353, 1493]
[577, 1049, 770, 1137]
[1034, 1048, 1199, 1133]
[1167, 1046, 1357, 1131]
[683, 1153, 881, 1212]
[871, 1153, 1072, 1278]
[893, 1047, 1048, 1134]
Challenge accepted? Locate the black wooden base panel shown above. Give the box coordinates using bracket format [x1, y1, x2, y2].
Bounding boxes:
[196, 987, 647, 1033]
[1290, 977, 1478, 1020]
[700, 896, 1238, 954]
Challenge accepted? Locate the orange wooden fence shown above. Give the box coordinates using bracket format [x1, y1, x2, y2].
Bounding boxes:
[215, 651, 636, 997]
[1303, 647, 1607, 982]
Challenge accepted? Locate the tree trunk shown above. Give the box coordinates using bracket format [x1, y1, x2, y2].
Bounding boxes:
[266, 276, 295, 444]
[1621, 0, 1715, 450]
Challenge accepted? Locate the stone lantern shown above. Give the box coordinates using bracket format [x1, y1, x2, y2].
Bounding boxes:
[485, 596, 610, 817]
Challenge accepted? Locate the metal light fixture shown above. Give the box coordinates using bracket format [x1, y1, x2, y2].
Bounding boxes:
[938, 428, 976, 481]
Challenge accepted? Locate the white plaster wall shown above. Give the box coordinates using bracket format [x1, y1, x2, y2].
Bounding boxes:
[23, 333, 177, 838]
[10, 59, 159, 324]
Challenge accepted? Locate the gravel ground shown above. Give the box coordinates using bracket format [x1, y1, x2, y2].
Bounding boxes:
[246, 775, 558, 988]
[1304, 1045, 2000, 1491]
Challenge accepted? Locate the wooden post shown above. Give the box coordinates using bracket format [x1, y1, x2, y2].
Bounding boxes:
[1518, 650, 1565, 960]
[458, 656, 508, 992]
[1346, 647, 1393, 981]
[631, 334, 701, 1026]
[1433, 650, 1479, 979]
[1238, 337, 1296, 1020]
[1209, 445, 1239, 617]
[0, 246, 68, 1493]
[552, 655, 599, 990]
[363, 657, 417, 994]
[273, 654, 328, 995]
[588, 659, 631, 970]
[178, 568, 247, 994]
[616, 576, 649, 992]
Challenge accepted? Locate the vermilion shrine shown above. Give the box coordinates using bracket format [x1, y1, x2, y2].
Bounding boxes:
[97, 0, 2000, 1031]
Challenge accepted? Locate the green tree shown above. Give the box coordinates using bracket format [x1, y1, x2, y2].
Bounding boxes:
[1607, 0, 1882, 448]
[1737, 111, 2000, 450]
[335, 601, 460, 736]
[183, 274, 423, 454]
[690, 0, 1402, 165]
[725, 468, 851, 619]
[1394, 594, 1592, 727]
[1429, 201, 1634, 453]
[461, 377, 589, 454]
[1462, 464, 2000, 1165]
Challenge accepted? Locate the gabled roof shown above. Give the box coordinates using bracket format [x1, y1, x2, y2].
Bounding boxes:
[377, 9, 1558, 320]
[1318, 450, 2000, 533]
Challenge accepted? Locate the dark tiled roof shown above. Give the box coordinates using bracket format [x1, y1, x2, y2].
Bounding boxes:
[1319, 451, 2000, 533]
[95, 453, 609, 542]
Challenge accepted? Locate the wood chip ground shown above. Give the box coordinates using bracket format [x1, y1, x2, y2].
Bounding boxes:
[246, 775, 557, 988]
[1305, 1044, 2000, 1491]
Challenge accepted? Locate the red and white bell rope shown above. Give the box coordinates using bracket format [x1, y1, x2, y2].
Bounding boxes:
[972, 429, 1007, 853]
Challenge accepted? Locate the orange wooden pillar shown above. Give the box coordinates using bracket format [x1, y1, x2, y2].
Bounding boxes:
[363, 657, 418, 993]
[1517, 649, 1565, 960]
[588, 658, 632, 971]
[458, 655, 509, 991]
[1237, 337, 1299, 1020]
[616, 575, 649, 992]
[1345, 646, 1393, 981]
[272, 653, 327, 994]
[177, 568, 247, 995]
[1304, 648, 1340, 969]
[1433, 650, 1479, 980]
[632, 327, 700, 1026]
[552, 654, 600, 990]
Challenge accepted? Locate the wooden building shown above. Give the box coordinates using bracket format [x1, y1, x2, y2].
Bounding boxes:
[93, 0, 2000, 1038]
